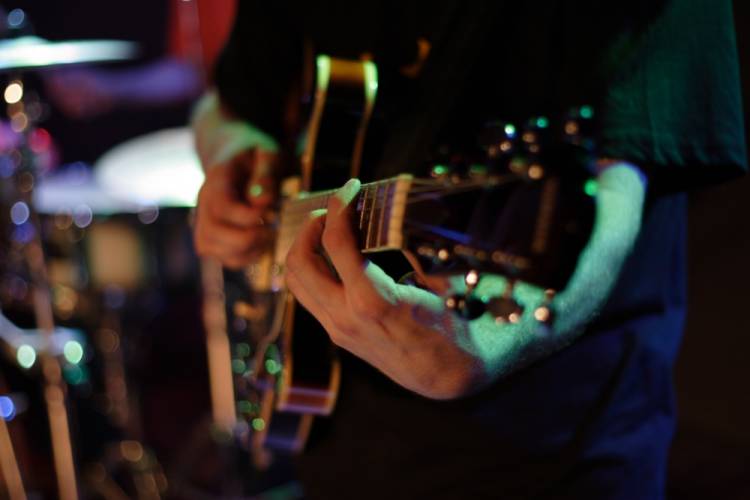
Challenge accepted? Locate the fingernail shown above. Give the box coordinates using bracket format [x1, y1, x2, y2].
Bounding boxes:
[309, 208, 327, 219]
[334, 178, 361, 212]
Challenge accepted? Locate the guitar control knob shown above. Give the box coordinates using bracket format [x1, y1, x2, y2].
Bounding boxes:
[445, 295, 486, 320]
[436, 248, 452, 263]
[487, 296, 524, 324]
[533, 289, 556, 326]
[533, 305, 554, 325]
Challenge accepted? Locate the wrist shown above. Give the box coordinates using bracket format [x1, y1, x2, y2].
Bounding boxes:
[191, 90, 279, 169]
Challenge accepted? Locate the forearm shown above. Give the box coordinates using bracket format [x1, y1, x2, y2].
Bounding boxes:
[460, 161, 648, 382]
[271, 154, 647, 400]
[190, 89, 278, 169]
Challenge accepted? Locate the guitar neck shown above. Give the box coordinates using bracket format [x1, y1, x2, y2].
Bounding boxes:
[275, 175, 414, 263]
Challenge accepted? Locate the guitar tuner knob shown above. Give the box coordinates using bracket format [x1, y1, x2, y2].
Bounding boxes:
[464, 269, 480, 289]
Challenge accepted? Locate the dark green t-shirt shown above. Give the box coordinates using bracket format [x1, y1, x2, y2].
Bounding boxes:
[216, 0, 746, 187]
[215, 1, 746, 498]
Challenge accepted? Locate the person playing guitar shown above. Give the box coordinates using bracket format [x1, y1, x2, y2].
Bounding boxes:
[191, 2, 746, 498]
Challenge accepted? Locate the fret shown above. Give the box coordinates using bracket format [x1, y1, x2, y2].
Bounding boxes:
[364, 185, 376, 249]
[376, 182, 387, 249]
[275, 176, 412, 258]
[358, 186, 367, 232]
[380, 181, 395, 247]
[370, 184, 384, 250]
[385, 175, 412, 250]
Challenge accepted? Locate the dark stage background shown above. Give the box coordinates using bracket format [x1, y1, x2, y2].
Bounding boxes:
[667, 2, 750, 499]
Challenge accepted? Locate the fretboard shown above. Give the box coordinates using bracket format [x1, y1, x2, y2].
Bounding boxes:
[274, 175, 413, 264]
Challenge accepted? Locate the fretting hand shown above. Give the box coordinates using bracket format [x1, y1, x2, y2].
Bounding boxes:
[285, 163, 647, 399]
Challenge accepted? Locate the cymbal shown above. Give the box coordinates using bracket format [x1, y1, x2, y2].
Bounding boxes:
[95, 127, 205, 208]
[32, 164, 149, 215]
[33, 126, 205, 216]
[0, 35, 138, 71]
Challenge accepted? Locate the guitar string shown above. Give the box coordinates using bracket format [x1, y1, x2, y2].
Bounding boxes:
[276, 184, 505, 229]
[274, 177, 524, 252]
[278, 178, 517, 220]
[276, 172, 519, 216]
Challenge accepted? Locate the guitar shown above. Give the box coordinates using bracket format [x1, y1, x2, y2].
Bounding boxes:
[219, 55, 596, 466]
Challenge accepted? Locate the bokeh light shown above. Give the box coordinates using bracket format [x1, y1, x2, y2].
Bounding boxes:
[63, 340, 84, 365]
[0, 396, 15, 421]
[16, 344, 36, 369]
[4, 81, 23, 104]
[10, 201, 29, 225]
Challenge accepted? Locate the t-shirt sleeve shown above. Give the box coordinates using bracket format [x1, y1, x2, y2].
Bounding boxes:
[598, 0, 747, 191]
[213, 0, 302, 143]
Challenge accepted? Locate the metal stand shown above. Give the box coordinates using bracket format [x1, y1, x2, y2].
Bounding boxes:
[0, 374, 26, 500]
[22, 181, 80, 500]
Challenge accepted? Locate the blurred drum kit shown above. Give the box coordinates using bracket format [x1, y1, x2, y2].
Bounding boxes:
[0, 8, 209, 499]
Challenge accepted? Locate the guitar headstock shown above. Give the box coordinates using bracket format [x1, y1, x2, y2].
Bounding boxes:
[399, 109, 597, 322]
